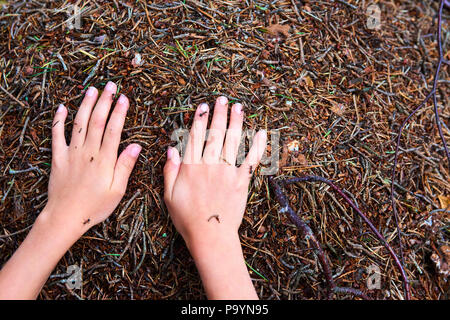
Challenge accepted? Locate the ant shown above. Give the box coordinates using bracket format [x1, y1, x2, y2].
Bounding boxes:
[207, 215, 220, 223]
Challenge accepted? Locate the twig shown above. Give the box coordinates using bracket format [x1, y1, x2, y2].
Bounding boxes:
[0, 225, 32, 240]
[270, 175, 411, 299]
[9, 165, 41, 175]
[270, 176, 344, 299]
[0, 85, 27, 108]
[82, 59, 101, 86]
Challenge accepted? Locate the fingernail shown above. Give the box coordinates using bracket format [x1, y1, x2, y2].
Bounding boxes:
[105, 81, 116, 92]
[167, 147, 173, 159]
[234, 103, 242, 114]
[86, 87, 96, 97]
[129, 144, 141, 157]
[200, 103, 208, 113]
[118, 94, 127, 105]
[56, 104, 64, 113]
[218, 96, 228, 105]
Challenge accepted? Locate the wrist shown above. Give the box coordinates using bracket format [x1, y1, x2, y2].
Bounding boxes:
[185, 228, 241, 259]
[36, 206, 85, 245]
[0, 207, 80, 299]
[185, 231, 258, 299]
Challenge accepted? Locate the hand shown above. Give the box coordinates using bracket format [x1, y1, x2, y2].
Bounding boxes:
[163, 96, 266, 246]
[42, 81, 141, 237]
[0, 82, 141, 299]
[163, 96, 267, 299]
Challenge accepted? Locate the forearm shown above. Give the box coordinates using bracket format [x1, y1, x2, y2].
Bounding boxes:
[0, 208, 80, 299]
[187, 232, 258, 300]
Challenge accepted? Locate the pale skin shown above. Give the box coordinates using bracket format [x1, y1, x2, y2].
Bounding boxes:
[0, 81, 142, 299]
[0, 84, 267, 300]
[164, 96, 267, 300]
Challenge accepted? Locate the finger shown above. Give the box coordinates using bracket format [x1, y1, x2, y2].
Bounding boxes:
[52, 104, 68, 156]
[239, 130, 267, 176]
[203, 96, 228, 163]
[163, 147, 181, 201]
[221, 103, 243, 165]
[183, 103, 209, 164]
[101, 94, 129, 158]
[85, 81, 117, 150]
[70, 86, 98, 147]
[111, 144, 141, 194]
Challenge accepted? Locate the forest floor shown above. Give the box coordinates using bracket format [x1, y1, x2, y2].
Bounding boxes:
[0, 0, 449, 299]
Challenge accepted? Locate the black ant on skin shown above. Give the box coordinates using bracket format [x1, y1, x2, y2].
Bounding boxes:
[207, 215, 220, 223]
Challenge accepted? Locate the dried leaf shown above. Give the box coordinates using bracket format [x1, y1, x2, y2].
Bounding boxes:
[267, 24, 291, 38]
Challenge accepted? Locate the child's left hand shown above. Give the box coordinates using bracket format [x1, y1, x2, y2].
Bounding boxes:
[0, 82, 140, 299]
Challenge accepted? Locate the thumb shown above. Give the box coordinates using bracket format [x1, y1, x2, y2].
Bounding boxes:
[112, 144, 141, 194]
[163, 147, 181, 201]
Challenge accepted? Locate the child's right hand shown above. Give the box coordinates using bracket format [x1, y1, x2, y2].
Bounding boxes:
[163, 96, 267, 299]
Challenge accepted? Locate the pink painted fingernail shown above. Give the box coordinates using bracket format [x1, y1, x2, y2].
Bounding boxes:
[260, 129, 267, 137]
[234, 103, 242, 114]
[56, 104, 64, 113]
[218, 96, 228, 105]
[167, 147, 173, 159]
[105, 81, 116, 92]
[200, 103, 208, 113]
[129, 144, 141, 157]
[118, 94, 127, 105]
[86, 87, 96, 97]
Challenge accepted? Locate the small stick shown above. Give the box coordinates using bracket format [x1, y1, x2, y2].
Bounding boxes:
[117, 189, 141, 220]
[0, 85, 27, 108]
[56, 52, 68, 71]
[82, 59, 101, 86]
[0, 225, 32, 240]
[9, 165, 41, 175]
[19, 116, 29, 146]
